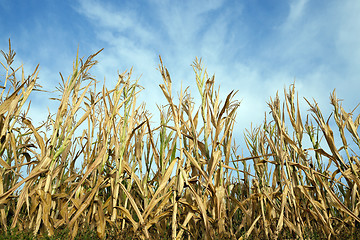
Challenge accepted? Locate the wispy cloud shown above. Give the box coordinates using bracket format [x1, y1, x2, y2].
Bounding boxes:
[1, 0, 359, 152]
[71, 0, 360, 146]
[282, 0, 308, 30]
[74, 0, 244, 123]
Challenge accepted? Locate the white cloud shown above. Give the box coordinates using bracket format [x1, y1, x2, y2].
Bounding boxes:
[335, 0, 360, 71]
[283, 0, 308, 30]
[0, 0, 358, 159]
[74, 0, 242, 125]
[71, 0, 360, 154]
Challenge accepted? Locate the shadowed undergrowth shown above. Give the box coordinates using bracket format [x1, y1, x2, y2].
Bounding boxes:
[0, 40, 360, 239]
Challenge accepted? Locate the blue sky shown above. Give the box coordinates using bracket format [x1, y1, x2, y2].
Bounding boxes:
[1, 0, 359, 153]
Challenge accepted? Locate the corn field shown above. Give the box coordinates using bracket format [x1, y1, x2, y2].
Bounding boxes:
[0, 40, 360, 239]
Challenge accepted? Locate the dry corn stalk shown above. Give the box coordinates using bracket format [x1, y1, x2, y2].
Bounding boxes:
[0, 40, 359, 239]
